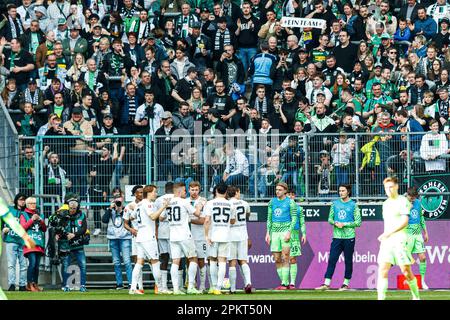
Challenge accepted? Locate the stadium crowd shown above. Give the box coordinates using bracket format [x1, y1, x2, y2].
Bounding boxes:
[1, 0, 450, 202]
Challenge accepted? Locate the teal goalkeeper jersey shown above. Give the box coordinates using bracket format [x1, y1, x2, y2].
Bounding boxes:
[267, 197, 297, 233]
[407, 198, 427, 236]
[328, 198, 361, 239]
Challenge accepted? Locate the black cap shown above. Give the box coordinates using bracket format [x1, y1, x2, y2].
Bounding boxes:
[440, 17, 450, 25]
[201, 7, 210, 13]
[28, 78, 37, 85]
[72, 107, 83, 114]
[64, 192, 80, 203]
[298, 47, 307, 53]
[192, 21, 201, 29]
[103, 113, 113, 119]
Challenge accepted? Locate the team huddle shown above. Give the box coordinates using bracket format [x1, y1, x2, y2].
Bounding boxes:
[115, 176, 428, 298]
[123, 181, 252, 295]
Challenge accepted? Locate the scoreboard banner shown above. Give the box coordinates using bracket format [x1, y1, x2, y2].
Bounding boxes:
[240, 221, 450, 289]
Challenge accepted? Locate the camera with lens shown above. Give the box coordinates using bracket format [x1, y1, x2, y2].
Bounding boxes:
[114, 200, 122, 207]
[48, 209, 69, 235]
[47, 210, 71, 265]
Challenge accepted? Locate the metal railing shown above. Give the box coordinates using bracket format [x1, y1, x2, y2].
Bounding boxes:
[0, 100, 19, 198]
[16, 130, 450, 204]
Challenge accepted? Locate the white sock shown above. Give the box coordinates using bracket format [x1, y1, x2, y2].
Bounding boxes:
[170, 264, 179, 291]
[131, 263, 142, 291]
[199, 266, 207, 291]
[138, 267, 143, 290]
[377, 276, 388, 300]
[217, 262, 227, 290]
[241, 263, 252, 286]
[229, 267, 237, 292]
[206, 263, 212, 289]
[209, 261, 218, 290]
[178, 270, 184, 289]
[161, 270, 168, 290]
[151, 262, 161, 289]
[188, 262, 198, 289]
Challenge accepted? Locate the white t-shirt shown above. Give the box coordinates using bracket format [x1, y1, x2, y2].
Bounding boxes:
[154, 194, 174, 240]
[382, 195, 411, 243]
[132, 199, 157, 242]
[161, 197, 195, 242]
[134, 102, 164, 135]
[204, 198, 234, 243]
[229, 198, 250, 241]
[189, 196, 207, 241]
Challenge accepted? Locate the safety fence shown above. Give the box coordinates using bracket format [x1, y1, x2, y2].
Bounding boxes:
[0, 100, 19, 198]
[16, 130, 450, 207]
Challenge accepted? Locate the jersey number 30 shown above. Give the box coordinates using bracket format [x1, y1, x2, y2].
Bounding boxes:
[166, 206, 181, 222]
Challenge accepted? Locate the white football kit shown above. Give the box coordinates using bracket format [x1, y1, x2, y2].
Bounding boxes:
[161, 197, 197, 259]
[204, 198, 234, 258]
[124, 201, 140, 256]
[154, 194, 174, 256]
[189, 196, 208, 259]
[131, 199, 159, 260]
[229, 198, 250, 261]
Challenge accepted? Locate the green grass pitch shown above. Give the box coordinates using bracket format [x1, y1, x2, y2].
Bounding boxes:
[5, 289, 450, 300]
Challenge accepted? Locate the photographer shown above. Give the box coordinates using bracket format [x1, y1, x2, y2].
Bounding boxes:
[102, 194, 133, 290]
[134, 89, 164, 135]
[54, 195, 88, 293]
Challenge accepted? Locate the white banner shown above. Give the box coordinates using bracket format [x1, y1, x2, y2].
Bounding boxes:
[280, 17, 326, 29]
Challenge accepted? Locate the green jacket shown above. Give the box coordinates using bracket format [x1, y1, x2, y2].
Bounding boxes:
[59, 209, 88, 251]
[62, 37, 88, 63]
